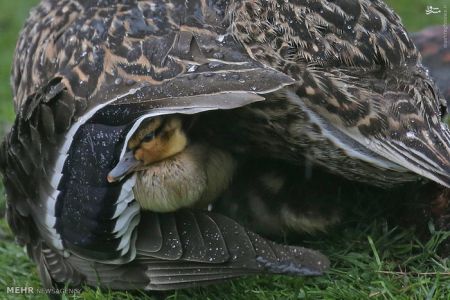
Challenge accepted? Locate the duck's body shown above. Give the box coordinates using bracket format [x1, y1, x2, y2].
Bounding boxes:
[197, 0, 450, 188]
[201, 95, 423, 188]
[2, 0, 450, 292]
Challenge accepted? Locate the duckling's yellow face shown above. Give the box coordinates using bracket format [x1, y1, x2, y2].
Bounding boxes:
[107, 116, 187, 182]
[128, 117, 187, 165]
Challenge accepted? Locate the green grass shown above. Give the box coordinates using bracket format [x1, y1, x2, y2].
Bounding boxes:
[388, 0, 446, 31]
[0, 1, 449, 299]
[0, 0, 40, 123]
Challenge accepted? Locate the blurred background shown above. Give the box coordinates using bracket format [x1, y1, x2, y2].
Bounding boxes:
[0, 1, 448, 299]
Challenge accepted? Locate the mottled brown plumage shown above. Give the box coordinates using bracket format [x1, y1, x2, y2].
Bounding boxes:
[2, 0, 450, 293]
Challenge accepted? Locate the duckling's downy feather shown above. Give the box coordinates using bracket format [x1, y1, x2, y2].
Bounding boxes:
[133, 143, 236, 212]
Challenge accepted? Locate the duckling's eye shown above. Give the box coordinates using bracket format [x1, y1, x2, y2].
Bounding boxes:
[142, 132, 155, 142]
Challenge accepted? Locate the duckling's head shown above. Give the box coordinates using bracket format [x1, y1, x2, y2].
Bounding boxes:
[107, 116, 187, 182]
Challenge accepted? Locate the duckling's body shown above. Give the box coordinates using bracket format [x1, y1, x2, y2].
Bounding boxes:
[133, 143, 235, 212]
[215, 160, 344, 237]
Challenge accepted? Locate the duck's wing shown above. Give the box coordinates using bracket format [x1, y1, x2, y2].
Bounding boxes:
[61, 211, 328, 290]
[230, 0, 450, 187]
[289, 69, 450, 187]
[29, 211, 329, 291]
[2, 0, 329, 291]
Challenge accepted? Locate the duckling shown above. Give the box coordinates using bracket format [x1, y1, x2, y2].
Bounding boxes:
[107, 116, 236, 212]
[215, 159, 343, 237]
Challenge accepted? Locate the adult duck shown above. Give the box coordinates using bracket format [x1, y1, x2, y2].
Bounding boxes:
[2, 0, 450, 292]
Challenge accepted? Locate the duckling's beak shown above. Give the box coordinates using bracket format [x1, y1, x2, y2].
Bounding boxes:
[107, 151, 142, 183]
